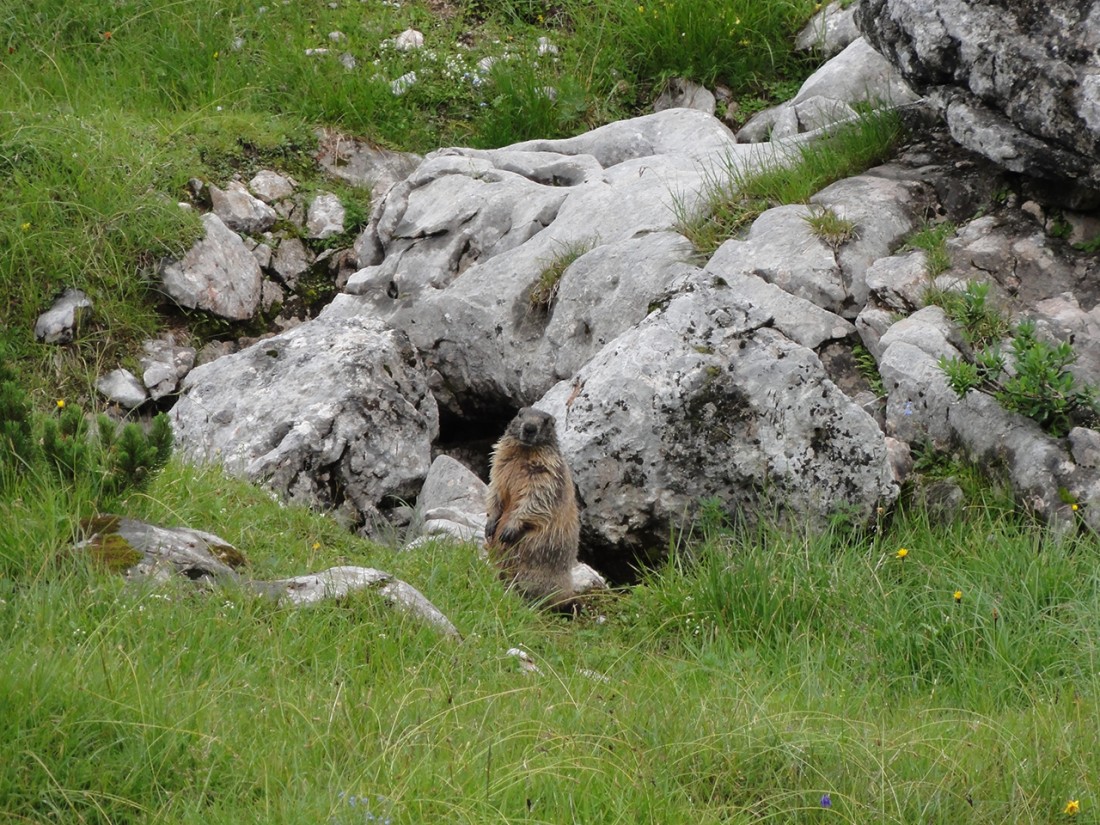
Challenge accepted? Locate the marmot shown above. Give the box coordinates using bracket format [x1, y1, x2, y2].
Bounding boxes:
[485, 407, 579, 611]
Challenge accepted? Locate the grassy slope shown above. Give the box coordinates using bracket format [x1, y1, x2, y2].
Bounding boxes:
[2, 464, 1098, 823]
[3, 1, 1099, 823]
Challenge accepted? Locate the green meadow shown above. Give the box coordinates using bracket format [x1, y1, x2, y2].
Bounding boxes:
[2, 1, 1097, 822]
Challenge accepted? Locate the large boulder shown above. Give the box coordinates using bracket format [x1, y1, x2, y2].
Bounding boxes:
[858, 0, 1100, 204]
[169, 316, 438, 527]
[330, 110, 797, 417]
[539, 284, 898, 573]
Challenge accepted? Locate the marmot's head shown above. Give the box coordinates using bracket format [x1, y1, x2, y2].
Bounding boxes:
[507, 407, 558, 447]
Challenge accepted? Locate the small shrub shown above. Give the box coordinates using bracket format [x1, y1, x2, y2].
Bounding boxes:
[940, 319, 1100, 437]
[931, 281, 1009, 349]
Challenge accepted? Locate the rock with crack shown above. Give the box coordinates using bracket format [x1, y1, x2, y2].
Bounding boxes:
[169, 315, 438, 528]
[73, 516, 458, 636]
[34, 288, 93, 344]
[538, 284, 898, 574]
[160, 213, 263, 321]
[738, 37, 920, 143]
[74, 515, 246, 585]
[329, 110, 797, 417]
[858, 0, 1100, 205]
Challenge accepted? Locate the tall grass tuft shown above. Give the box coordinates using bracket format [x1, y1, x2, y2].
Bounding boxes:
[677, 108, 905, 254]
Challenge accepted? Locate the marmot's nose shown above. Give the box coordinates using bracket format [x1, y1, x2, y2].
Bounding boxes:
[523, 423, 538, 438]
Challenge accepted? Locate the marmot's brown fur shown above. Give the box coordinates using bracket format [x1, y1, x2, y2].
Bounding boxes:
[485, 407, 579, 611]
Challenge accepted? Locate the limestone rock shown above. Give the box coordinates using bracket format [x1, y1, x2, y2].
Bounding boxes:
[254, 565, 459, 637]
[738, 37, 919, 142]
[796, 1, 861, 57]
[248, 170, 296, 204]
[160, 213, 263, 321]
[96, 369, 149, 410]
[140, 338, 196, 401]
[306, 192, 346, 240]
[539, 285, 897, 570]
[34, 288, 93, 344]
[169, 316, 439, 526]
[209, 180, 278, 234]
[859, 0, 1100, 203]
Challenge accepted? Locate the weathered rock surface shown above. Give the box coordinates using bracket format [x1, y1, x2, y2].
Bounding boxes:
[858, 0, 1100, 203]
[34, 288, 92, 344]
[738, 37, 919, 142]
[316, 128, 422, 201]
[76, 516, 457, 634]
[796, 1, 861, 57]
[333, 110, 795, 416]
[539, 285, 897, 570]
[75, 515, 245, 585]
[254, 566, 459, 637]
[169, 316, 439, 526]
[160, 213, 263, 320]
[306, 192, 346, 239]
[248, 170, 296, 204]
[209, 181, 278, 234]
[140, 338, 196, 401]
[97, 368, 150, 410]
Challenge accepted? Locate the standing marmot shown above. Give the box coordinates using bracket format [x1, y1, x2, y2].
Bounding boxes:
[485, 407, 579, 611]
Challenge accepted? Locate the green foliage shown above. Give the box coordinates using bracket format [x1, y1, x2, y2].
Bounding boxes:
[802, 205, 856, 249]
[529, 237, 597, 311]
[852, 341, 885, 396]
[904, 220, 955, 277]
[940, 319, 1100, 437]
[0, 357, 172, 511]
[472, 56, 594, 148]
[612, 0, 817, 89]
[1073, 234, 1100, 253]
[931, 281, 1009, 348]
[0, 359, 38, 481]
[678, 108, 904, 254]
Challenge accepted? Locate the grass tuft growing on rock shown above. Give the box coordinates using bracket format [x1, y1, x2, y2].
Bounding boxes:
[678, 108, 904, 254]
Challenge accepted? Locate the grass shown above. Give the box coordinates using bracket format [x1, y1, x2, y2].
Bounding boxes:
[803, 205, 857, 249]
[6, 3, 1098, 823]
[3, 459, 1100, 823]
[528, 237, 597, 312]
[905, 220, 956, 279]
[677, 107, 905, 254]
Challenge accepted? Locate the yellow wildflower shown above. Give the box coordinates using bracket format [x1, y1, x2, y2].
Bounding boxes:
[56, 399, 66, 410]
[312, 541, 321, 551]
[896, 547, 908, 560]
[1071, 503, 1079, 512]
[20, 222, 30, 231]
[954, 590, 962, 603]
[1064, 799, 1080, 816]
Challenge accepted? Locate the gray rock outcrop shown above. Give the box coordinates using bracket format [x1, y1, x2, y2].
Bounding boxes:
[34, 288, 93, 344]
[858, 0, 1100, 204]
[540, 285, 897, 564]
[160, 213, 263, 320]
[169, 315, 439, 527]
